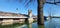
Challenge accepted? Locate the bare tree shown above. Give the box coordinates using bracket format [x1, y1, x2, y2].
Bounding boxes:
[47, 8, 53, 20]
[46, 7, 56, 21]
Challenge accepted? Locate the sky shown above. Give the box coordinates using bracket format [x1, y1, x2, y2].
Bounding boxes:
[0, 0, 60, 16]
[44, 0, 60, 16]
[0, 0, 37, 15]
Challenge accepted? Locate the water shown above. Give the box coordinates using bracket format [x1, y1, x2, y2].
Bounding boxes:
[1, 18, 60, 28]
[1, 22, 38, 28]
[45, 18, 60, 28]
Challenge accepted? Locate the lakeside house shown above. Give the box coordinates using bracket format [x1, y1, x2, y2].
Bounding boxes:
[0, 10, 47, 25]
[0, 10, 37, 25]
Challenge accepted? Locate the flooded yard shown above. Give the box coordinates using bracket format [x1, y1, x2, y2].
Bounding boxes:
[1, 22, 37, 28]
[0, 21, 43, 28]
[0, 18, 60, 28]
[45, 18, 60, 28]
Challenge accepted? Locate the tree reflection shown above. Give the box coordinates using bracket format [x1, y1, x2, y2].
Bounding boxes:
[25, 18, 32, 28]
[26, 23, 32, 28]
[38, 25, 44, 28]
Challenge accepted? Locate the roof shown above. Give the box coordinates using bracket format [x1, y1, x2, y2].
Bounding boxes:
[0, 11, 37, 18]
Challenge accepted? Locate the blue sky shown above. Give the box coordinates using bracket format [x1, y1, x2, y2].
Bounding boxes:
[44, 0, 60, 16]
[44, 3, 60, 16]
[0, 0, 37, 15]
[0, 0, 60, 16]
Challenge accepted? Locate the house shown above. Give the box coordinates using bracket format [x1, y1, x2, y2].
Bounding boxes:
[0, 10, 37, 25]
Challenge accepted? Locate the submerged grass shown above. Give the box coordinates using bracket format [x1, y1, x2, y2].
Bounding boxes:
[38, 25, 44, 28]
[1, 23, 25, 28]
[0, 25, 2, 28]
[0, 22, 44, 28]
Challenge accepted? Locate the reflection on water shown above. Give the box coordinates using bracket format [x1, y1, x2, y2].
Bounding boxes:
[45, 18, 60, 28]
[1, 21, 38, 28]
[1, 18, 60, 28]
[0, 21, 49, 28]
[1, 21, 37, 28]
[26, 23, 32, 28]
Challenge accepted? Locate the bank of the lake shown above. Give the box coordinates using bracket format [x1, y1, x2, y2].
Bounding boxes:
[2, 18, 60, 28]
[0, 22, 45, 28]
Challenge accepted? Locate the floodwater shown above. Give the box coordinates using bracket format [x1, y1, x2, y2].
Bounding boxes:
[1, 22, 38, 28]
[1, 18, 60, 28]
[45, 18, 60, 28]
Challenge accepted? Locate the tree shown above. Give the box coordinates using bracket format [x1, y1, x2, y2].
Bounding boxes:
[21, 0, 45, 25]
[37, 0, 45, 25]
[24, 0, 45, 25]
[47, 7, 56, 20]
[6, 0, 45, 25]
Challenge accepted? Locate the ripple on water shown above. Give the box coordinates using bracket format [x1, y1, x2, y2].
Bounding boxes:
[2, 18, 60, 28]
[45, 18, 60, 28]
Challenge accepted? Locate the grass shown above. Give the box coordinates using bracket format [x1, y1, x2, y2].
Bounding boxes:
[1, 23, 25, 28]
[0, 25, 2, 28]
[38, 25, 44, 28]
[0, 22, 44, 28]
